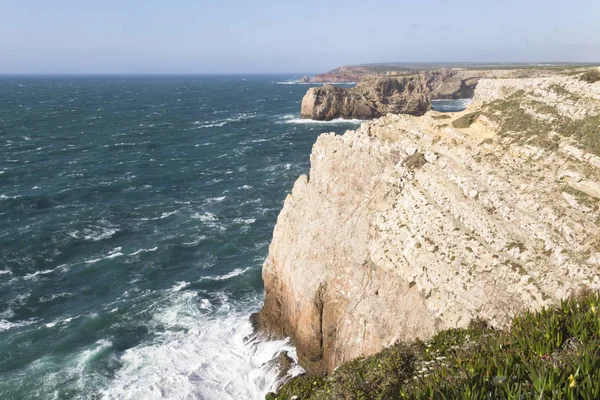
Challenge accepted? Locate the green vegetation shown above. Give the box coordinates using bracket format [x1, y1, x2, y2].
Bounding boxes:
[482, 91, 600, 156]
[452, 112, 481, 129]
[267, 292, 600, 400]
[579, 70, 600, 84]
[402, 152, 428, 170]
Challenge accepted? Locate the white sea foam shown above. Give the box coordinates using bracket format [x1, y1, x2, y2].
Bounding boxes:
[86, 248, 124, 264]
[0, 269, 12, 275]
[200, 267, 252, 282]
[192, 212, 217, 222]
[192, 113, 257, 129]
[276, 80, 355, 85]
[129, 247, 158, 256]
[206, 196, 226, 203]
[0, 318, 38, 332]
[170, 281, 190, 292]
[233, 218, 256, 225]
[23, 268, 57, 280]
[0, 194, 20, 200]
[69, 226, 120, 242]
[44, 315, 75, 328]
[39, 292, 73, 303]
[283, 117, 364, 125]
[183, 235, 207, 247]
[101, 291, 301, 400]
[276, 80, 311, 85]
[16, 339, 114, 396]
[191, 212, 226, 231]
[159, 210, 178, 219]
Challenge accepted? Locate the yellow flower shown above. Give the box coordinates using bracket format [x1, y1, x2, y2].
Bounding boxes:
[569, 374, 576, 388]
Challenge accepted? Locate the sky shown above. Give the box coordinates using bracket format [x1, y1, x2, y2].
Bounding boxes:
[0, 0, 599, 74]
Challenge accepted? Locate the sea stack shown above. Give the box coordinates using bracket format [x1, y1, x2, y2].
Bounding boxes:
[300, 75, 431, 121]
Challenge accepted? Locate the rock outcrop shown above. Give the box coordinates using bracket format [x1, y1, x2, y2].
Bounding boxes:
[300, 84, 379, 120]
[310, 65, 372, 83]
[258, 74, 600, 375]
[300, 75, 430, 120]
[312, 64, 592, 99]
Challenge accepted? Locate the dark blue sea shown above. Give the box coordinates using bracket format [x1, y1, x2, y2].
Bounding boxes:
[0, 75, 466, 399]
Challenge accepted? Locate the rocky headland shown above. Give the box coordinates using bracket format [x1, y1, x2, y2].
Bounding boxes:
[256, 69, 600, 381]
[300, 75, 430, 120]
[308, 64, 598, 102]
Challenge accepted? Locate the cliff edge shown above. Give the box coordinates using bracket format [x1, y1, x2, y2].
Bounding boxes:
[257, 73, 600, 375]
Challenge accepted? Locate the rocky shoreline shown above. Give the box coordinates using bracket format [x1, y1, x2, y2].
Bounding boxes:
[256, 68, 600, 381]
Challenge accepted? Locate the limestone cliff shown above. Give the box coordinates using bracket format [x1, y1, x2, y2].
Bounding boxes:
[300, 75, 430, 120]
[258, 73, 600, 375]
[312, 64, 589, 98]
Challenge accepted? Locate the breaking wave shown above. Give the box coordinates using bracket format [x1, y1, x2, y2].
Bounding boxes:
[100, 291, 302, 400]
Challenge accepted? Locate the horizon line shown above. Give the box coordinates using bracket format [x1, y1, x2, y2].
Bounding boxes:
[1, 61, 598, 77]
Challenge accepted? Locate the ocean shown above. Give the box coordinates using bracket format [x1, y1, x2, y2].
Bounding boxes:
[0, 75, 467, 399]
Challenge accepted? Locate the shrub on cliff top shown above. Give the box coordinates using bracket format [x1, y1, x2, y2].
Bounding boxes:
[268, 291, 600, 400]
[452, 112, 481, 129]
[579, 69, 600, 84]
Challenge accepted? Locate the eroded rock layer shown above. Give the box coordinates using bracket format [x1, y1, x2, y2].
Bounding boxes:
[258, 74, 600, 375]
[300, 75, 430, 121]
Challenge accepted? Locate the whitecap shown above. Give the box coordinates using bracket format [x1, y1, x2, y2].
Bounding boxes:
[159, 210, 178, 219]
[170, 281, 190, 292]
[0, 194, 20, 200]
[23, 268, 58, 280]
[39, 292, 72, 303]
[86, 247, 124, 264]
[192, 113, 257, 130]
[79, 227, 120, 242]
[129, 247, 158, 256]
[282, 117, 364, 124]
[183, 236, 207, 247]
[205, 196, 226, 204]
[233, 218, 256, 225]
[0, 318, 38, 332]
[191, 212, 216, 222]
[200, 267, 252, 282]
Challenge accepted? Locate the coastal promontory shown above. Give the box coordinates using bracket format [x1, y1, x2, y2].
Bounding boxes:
[300, 75, 430, 120]
[258, 70, 600, 377]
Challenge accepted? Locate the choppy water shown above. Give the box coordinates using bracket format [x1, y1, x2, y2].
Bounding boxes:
[0, 76, 466, 399]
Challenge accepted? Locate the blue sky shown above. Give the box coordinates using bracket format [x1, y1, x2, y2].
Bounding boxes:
[0, 0, 598, 74]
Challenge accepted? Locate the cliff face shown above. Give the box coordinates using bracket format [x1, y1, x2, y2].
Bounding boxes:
[300, 75, 430, 120]
[299, 84, 379, 120]
[312, 65, 580, 99]
[258, 75, 600, 375]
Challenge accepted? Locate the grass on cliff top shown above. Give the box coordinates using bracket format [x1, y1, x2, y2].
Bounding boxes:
[267, 291, 600, 400]
[481, 90, 600, 156]
[452, 112, 481, 129]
